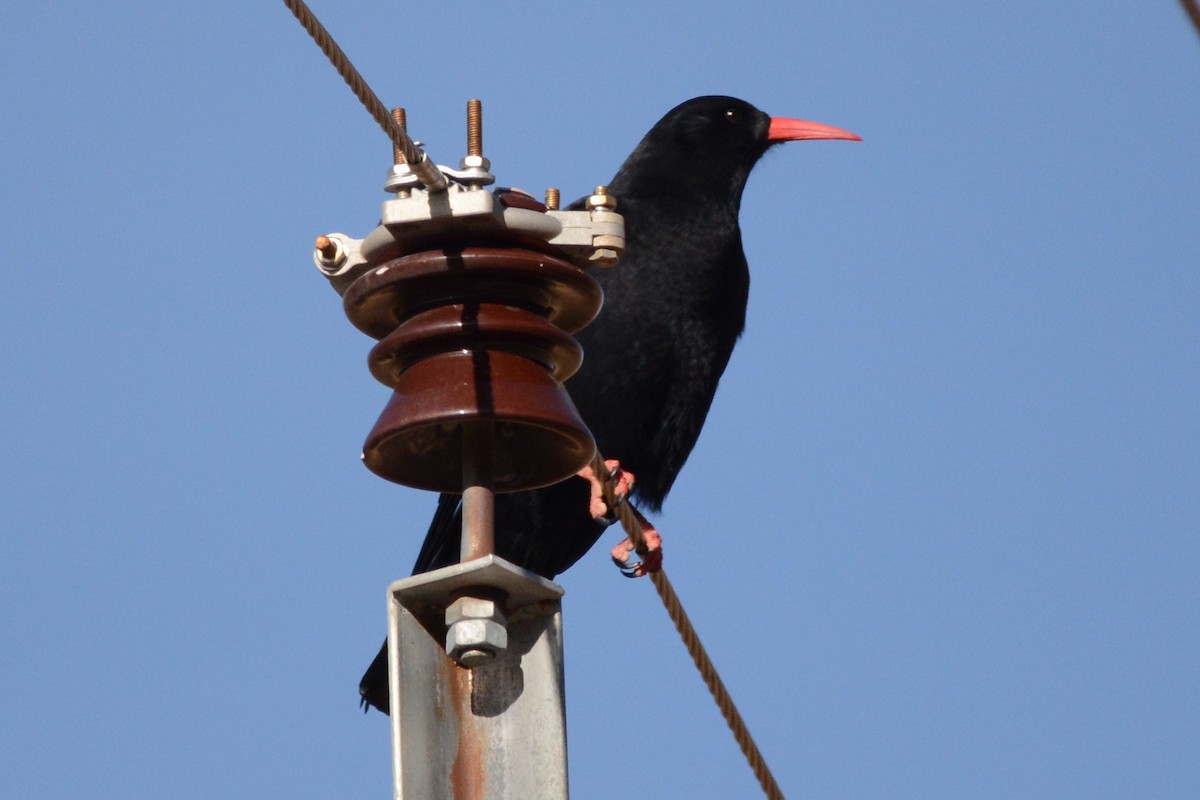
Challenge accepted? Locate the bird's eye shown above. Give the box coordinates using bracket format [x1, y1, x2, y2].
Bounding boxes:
[724, 109, 740, 124]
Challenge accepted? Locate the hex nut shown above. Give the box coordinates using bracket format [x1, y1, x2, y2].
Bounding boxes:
[445, 596, 508, 666]
[445, 596, 504, 624]
[313, 235, 343, 267]
[460, 154, 492, 170]
[589, 248, 620, 267]
[586, 185, 618, 211]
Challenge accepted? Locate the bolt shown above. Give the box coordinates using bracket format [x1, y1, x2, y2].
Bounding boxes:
[390, 107, 407, 164]
[586, 184, 618, 211]
[445, 595, 507, 667]
[314, 235, 341, 262]
[458, 101, 491, 190]
[586, 187, 622, 266]
[466, 98, 483, 158]
[545, 187, 561, 210]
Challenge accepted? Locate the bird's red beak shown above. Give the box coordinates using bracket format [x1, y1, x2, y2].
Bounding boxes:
[767, 117, 861, 142]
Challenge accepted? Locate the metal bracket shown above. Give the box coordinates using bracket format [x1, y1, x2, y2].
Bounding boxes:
[387, 555, 569, 800]
[313, 186, 625, 296]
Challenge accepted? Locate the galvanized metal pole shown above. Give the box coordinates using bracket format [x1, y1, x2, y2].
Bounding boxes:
[387, 556, 569, 799]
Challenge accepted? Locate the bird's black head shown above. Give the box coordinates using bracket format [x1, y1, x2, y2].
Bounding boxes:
[609, 96, 859, 206]
[654, 96, 776, 167]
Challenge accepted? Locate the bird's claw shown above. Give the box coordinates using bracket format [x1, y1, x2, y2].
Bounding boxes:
[577, 459, 634, 521]
[578, 459, 663, 577]
[610, 527, 663, 578]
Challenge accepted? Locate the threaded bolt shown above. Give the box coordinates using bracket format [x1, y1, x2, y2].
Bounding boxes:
[314, 235, 339, 261]
[466, 98, 483, 158]
[586, 184, 618, 211]
[545, 187, 561, 210]
[445, 595, 507, 667]
[390, 107, 408, 164]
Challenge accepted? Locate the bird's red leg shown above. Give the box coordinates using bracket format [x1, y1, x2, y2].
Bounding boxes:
[576, 459, 632, 520]
[576, 459, 663, 577]
[610, 508, 662, 578]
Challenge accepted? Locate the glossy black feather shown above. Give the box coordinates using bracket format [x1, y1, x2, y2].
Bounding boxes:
[360, 97, 784, 713]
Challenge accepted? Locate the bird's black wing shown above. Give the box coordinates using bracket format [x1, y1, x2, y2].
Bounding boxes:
[409, 492, 462, 573]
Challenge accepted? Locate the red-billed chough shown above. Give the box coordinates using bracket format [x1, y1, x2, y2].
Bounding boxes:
[359, 96, 858, 713]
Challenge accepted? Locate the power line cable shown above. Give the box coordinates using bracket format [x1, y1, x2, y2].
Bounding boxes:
[282, 0, 447, 190]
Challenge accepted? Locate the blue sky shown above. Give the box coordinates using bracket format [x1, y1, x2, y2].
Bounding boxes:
[3, 2, 1198, 798]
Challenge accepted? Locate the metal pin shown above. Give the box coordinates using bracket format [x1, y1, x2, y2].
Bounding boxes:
[314, 235, 339, 260]
[390, 107, 407, 164]
[467, 98, 483, 158]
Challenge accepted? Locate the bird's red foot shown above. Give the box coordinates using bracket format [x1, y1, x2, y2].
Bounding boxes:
[576, 459, 634, 521]
[577, 460, 663, 577]
[610, 510, 663, 578]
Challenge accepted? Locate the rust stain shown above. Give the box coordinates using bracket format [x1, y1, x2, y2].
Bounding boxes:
[448, 663, 485, 800]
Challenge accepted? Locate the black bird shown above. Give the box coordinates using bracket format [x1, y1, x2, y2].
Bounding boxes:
[359, 96, 858, 713]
